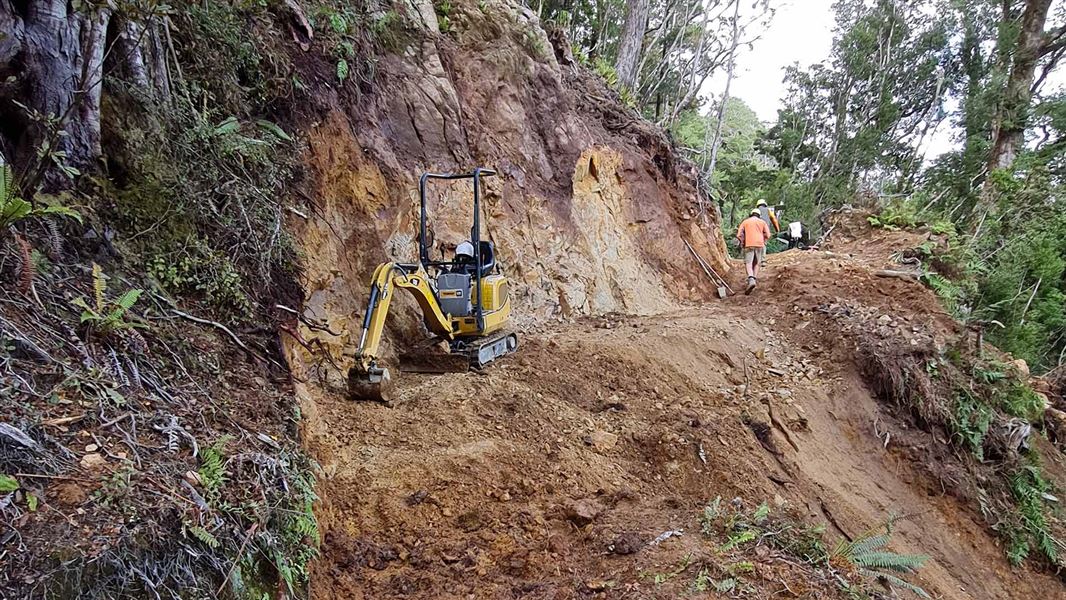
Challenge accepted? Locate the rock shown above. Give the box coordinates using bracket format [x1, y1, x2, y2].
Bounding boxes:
[1011, 359, 1030, 379]
[585, 430, 618, 451]
[1036, 392, 1050, 412]
[84, 444, 98, 452]
[877, 314, 892, 326]
[79, 453, 105, 470]
[609, 532, 644, 555]
[565, 499, 603, 527]
[183, 470, 203, 487]
[585, 579, 613, 592]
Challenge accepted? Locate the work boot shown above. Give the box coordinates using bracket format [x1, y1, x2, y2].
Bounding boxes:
[745, 276, 756, 295]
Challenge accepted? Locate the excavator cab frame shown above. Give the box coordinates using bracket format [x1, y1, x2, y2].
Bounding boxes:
[349, 168, 516, 405]
[417, 168, 497, 331]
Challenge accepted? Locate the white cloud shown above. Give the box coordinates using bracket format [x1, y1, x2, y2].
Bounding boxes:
[702, 0, 836, 122]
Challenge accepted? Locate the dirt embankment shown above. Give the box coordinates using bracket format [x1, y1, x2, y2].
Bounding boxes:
[290, 214, 1066, 599]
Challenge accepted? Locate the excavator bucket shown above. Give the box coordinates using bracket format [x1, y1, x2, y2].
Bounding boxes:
[348, 365, 394, 406]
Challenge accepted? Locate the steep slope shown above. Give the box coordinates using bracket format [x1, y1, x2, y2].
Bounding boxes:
[296, 231, 1066, 600]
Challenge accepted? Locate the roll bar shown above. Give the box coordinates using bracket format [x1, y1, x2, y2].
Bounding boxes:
[417, 168, 497, 331]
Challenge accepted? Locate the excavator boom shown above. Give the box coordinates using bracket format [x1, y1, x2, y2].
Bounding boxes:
[349, 262, 453, 404]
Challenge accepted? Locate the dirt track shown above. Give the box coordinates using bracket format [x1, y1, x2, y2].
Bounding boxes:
[297, 231, 1066, 599]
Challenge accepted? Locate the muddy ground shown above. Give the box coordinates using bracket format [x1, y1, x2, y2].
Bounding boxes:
[296, 223, 1066, 600]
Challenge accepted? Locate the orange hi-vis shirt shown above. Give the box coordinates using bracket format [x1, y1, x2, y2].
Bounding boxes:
[737, 216, 771, 248]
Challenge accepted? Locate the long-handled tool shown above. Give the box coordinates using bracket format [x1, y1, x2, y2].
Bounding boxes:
[683, 239, 733, 297]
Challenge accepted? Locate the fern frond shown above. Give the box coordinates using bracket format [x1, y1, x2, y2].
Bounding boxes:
[188, 525, 221, 548]
[92, 263, 106, 312]
[199, 441, 227, 496]
[859, 569, 930, 599]
[114, 288, 142, 312]
[849, 532, 891, 556]
[853, 550, 929, 573]
[0, 162, 13, 203]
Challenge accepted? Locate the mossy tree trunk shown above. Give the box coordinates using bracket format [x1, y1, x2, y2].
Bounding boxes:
[0, 0, 168, 193]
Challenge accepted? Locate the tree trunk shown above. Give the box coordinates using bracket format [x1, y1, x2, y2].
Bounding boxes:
[704, 0, 740, 183]
[986, 0, 1053, 174]
[615, 0, 649, 90]
[12, 1, 111, 191]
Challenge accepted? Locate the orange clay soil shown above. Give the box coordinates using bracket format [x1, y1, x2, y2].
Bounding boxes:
[298, 226, 1065, 600]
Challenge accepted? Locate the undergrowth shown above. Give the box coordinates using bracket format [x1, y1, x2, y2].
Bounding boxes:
[699, 497, 929, 598]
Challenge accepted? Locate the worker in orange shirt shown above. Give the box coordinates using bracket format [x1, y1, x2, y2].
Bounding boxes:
[736, 208, 772, 294]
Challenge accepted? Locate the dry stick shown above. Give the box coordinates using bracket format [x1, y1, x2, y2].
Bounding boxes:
[1019, 278, 1042, 325]
[169, 309, 251, 353]
[216, 522, 260, 598]
[684, 240, 723, 292]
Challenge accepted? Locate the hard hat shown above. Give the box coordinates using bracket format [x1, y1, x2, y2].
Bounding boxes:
[750, 209, 761, 216]
[756, 199, 767, 207]
[456, 241, 475, 257]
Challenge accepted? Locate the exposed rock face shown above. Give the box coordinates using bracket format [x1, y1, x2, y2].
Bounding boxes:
[288, 0, 727, 361]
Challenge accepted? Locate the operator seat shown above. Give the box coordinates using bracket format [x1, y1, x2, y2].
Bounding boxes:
[452, 241, 496, 276]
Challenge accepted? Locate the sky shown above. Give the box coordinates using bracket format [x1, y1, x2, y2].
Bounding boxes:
[715, 0, 836, 122]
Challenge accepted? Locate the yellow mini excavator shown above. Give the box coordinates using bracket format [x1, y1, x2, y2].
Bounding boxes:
[348, 168, 517, 404]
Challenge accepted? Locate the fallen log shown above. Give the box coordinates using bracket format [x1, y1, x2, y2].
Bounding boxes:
[874, 269, 921, 281]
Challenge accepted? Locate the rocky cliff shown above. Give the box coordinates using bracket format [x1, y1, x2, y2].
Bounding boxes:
[286, 0, 727, 361]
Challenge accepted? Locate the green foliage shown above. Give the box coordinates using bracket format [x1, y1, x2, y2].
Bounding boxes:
[271, 464, 320, 595]
[0, 160, 81, 230]
[91, 463, 135, 509]
[187, 524, 221, 549]
[832, 518, 930, 598]
[435, 0, 454, 32]
[72, 264, 146, 335]
[868, 198, 922, 231]
[998, 384, 1045, 422]
[336, 58, 350, 82]
[592, 57, 619, 88]
[522, 31, 547, 60]
[703, 497, 829, 564]
[0, 474, 18, 493]
[950, 390, 994, 459]
[1000, 460, 1062, 567]
[148, 238, 252, 316]
[199, 437, 231, 498]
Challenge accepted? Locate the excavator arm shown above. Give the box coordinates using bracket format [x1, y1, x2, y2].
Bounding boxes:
[349, 262, 453, 403]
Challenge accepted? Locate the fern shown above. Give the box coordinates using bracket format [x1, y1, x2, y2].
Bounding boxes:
[73, 264, 146, 335]
[199, 437, 230, 497]
[834, 519, 930, 598]
[188, 524, 221, 548]
[852, 551, 928, 573]
[92, 262, 106, 312]
[719, 529, 756, 551]
[848, 532, 891, 556]
[860, 570, 931, 599]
